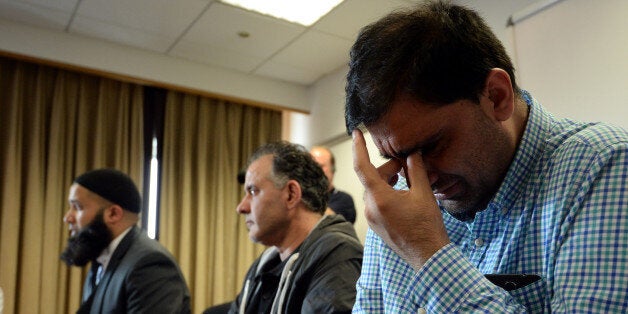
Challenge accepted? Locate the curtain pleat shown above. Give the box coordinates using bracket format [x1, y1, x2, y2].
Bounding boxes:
[160, 91, 282, 312]
[0, 56, 144, 314]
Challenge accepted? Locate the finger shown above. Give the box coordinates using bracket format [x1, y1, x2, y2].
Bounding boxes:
[352, 129, 380, 189]
[377, 159, 403, 186]
[405, 152, 431, 191]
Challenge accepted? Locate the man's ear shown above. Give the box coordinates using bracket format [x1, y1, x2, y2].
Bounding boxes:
[484, 68, 515, 122]
[285, 180, 302, 209]
[104, 204, 124, 224]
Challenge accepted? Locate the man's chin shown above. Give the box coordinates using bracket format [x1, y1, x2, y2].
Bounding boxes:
[60, 215, 112, 266]
[440, 200, 477, 222]
[60, 238, 93, 267]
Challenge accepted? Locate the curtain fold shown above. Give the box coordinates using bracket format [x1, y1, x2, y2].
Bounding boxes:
[160, 91, 282, 312]
[0, 57, 144, 314]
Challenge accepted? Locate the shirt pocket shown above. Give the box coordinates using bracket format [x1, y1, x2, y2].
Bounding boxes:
[507, 276, 548, 313]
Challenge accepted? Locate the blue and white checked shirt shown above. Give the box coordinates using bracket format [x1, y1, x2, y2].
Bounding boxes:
[353, 92, 628, 313]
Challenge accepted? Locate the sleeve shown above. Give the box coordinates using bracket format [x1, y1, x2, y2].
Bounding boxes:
[352, 229, 384, 313]
[125, 252, 191, 314]
[406, 244, 528, 313]
[548, 143, 628, 312]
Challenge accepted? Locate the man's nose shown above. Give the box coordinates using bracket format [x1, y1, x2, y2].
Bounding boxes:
[236, 197, 250, 214]
[63, 209, 74, 224]
[422, 159, 439, 186]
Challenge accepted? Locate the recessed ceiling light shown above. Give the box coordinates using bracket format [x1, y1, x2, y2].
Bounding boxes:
[221, 0, 344, 26]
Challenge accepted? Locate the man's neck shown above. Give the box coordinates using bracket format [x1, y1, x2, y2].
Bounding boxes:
[276, 212, 324, 261]
[96, 226, 133, 270]
[510, 97, 530, 149]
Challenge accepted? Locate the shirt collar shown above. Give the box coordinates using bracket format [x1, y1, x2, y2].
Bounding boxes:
[97, 226, 133, 271]
[488, 90, 552, 214]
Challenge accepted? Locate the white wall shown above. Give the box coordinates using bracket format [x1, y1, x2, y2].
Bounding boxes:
[513, 0, 628, 129]
[289, 65, 349, 147]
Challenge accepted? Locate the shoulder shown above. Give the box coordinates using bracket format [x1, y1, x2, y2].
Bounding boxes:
[548, 121, 628, 155]
[541, 122, 628, 175]
[118, 230, 180, 271]
[300, 217, 363, 261]
[332, 189, 354, 201]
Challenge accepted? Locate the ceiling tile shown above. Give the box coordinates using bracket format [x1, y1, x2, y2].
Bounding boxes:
[0, 0, 75, 30]
[76, 0, 210, 39]
[254, 60, 321, 86]
[170, 38, 263, 73]
[269, 30, 353, 73]
[314, 0, 417, 40]
[179, 2, 305, 59]
[70, 15, 174, 52]
[15, 0, 78, 12]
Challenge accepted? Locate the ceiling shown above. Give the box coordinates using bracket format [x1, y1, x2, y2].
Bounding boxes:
[0, 0, 423, 86]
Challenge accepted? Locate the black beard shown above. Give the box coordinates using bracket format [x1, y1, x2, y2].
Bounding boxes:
[60, 212, 113, 266]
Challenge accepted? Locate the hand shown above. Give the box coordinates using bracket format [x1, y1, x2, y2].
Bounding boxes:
[352, 129, 450, 270]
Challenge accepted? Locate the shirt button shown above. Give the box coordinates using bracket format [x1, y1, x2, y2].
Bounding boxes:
[417, 308, 427, 314]
[502, 207, 508, 215]
[474, 238, 484, 247]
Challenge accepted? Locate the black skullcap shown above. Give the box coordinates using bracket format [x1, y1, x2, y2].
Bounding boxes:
[237, 170, 245, 185]
[74, 168, 142, 213]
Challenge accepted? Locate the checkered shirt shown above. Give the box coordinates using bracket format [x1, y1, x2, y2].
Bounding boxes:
[353, 91, 628, 313]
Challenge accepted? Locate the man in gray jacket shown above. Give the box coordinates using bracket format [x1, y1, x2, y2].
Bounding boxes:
[231, 141, 363, 314]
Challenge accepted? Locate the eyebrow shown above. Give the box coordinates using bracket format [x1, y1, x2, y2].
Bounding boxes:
[381, 130, 443, 160]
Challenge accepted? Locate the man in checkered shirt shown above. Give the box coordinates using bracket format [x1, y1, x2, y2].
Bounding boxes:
[345, 1, 628, 313]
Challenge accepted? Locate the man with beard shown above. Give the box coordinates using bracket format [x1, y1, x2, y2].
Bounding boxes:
[346, 1, 628, 313]
[61, 168, 191, 313]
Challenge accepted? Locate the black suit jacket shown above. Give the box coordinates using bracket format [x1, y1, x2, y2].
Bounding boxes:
[78, 226, 191, 314]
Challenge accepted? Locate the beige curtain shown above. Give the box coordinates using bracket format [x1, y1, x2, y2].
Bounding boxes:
[159, 91, 282, 312]
[0, 56, 144, 314]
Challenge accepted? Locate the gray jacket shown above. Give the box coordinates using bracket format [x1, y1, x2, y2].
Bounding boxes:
[232, 215, 363, 314]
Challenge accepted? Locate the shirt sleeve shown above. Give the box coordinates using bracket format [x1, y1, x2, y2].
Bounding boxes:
[547, 142, 628, 312]
[353, 229, 384, 313]
[407, 244, 527, 313]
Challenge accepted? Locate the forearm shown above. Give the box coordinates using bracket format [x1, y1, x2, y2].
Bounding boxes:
[409, 244, 527, 313]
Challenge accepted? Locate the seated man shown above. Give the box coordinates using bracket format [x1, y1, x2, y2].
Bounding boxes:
[231, 141, 363, 313]
[61, 168, 191, 313]
[310, 146, 357, 224]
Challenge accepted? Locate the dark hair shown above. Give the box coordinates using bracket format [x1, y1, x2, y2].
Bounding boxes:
[249, 141, 329, 214]
[345, 0, 519, 133]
